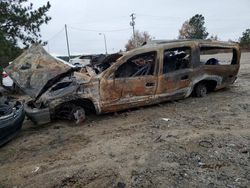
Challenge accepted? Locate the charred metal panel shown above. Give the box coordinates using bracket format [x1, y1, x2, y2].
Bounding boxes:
[100, 78, 124, 103]
[122, 76, 157, 97]
[100, 75, 157, 113]
[5, 44, 72, 99]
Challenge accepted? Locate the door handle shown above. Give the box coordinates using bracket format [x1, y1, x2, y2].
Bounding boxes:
[146, 82, 155, 87]
[181, 75, 189, 80]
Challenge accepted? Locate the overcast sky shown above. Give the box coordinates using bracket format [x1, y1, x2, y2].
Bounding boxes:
[32, 0, 250, 56]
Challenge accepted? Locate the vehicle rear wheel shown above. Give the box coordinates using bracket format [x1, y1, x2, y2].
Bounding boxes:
[55, 103, 86, 124]
[195, 83, 207, 97]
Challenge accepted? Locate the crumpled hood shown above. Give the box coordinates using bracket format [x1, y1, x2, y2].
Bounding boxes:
[5, 44, 74, 99]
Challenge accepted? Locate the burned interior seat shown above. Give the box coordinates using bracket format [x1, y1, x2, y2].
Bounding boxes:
[206, 58, 219, 65]
[163, 53, 177, 73]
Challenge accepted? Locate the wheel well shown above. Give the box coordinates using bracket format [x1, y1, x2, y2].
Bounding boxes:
[194, 80, 217, 92]
[52, 98, 96, 115]
[69, 98, 97, 114]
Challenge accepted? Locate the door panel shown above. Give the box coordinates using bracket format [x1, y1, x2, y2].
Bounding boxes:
[100, 51, 159, 112]
[200, 46, 240, 86]
[157, 69, 192, 97]
[100, 77, 124, 103]
[122, 76, 157, 98]
[156, 46, 193, 100]
[100, 75, 157, 113]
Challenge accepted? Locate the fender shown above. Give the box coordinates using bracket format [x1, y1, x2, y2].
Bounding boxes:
[186, 74, 222, 97]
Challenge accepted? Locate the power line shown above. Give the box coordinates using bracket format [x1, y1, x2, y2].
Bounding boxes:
[137, 14, 183, 20]
[45, 26, 131, 44]
[70, 16, 129, 25]
[45, 27, 64, 42]
[68, 26, 131, 33]
[44, 27, 65, 53]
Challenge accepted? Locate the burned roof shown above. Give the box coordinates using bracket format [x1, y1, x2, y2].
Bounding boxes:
[131, 39, 239, 52]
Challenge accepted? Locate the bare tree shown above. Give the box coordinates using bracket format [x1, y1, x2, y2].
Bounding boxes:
[178, 21, 194, 39]
[125, 30, 153, 51]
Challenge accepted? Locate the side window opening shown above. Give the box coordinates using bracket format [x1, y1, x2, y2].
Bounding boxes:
[200, 47, 237, 65]
[163, 47, 191, 74]
[115, 51, 156, 78]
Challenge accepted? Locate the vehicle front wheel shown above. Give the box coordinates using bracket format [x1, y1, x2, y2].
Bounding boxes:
[55, 103, 86, 124]
[194, 83, 207, 97]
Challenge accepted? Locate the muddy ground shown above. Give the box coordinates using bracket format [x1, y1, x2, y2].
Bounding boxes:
[0, 53, 249, 188]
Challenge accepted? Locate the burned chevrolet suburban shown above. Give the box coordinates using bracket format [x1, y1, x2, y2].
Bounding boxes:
[5, 40, 240, 124]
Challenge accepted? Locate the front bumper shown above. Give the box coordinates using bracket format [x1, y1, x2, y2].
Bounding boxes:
[24, 102, 51, 125]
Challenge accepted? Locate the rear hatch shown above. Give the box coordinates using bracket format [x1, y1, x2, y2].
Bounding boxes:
[5, 44, 74, 100]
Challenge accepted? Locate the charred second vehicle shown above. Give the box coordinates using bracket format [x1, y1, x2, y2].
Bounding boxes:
[5, 40, 240, 125]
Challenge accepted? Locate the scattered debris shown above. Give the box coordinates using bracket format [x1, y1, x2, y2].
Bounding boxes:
[117, 182, 126, 188]
[154, 135, 163, 143]
[199, 140, 213, 148]
[162, 118, 170, 122]
[32, 166, 40, 173]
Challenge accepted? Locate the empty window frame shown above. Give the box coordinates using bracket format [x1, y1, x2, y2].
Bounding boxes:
[200, 47, 237, 65]
[115, 51, 156, 78]
[163, 47, 191, 74]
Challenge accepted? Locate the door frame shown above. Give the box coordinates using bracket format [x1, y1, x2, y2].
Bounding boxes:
[100, 49, 160, 112]
[155, 44, 196, 100]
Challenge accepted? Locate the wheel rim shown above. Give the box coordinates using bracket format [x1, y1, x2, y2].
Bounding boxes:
[201, 86, 207, 96]
[55, 103, 85, 123]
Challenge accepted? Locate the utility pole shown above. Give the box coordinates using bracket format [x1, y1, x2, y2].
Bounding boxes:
[99, 33, 108, 55]
[130, 13, 136, 40]
[65, 24, 71, 61]
[47, 41, 50, 53]
[130, 13, 136, 47]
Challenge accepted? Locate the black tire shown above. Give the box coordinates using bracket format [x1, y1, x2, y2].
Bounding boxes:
[195, 83, 207, 97]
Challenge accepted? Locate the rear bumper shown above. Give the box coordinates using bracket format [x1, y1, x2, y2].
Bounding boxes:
[24, 103, 51, 125]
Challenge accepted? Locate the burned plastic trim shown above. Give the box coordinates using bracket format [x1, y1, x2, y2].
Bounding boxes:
[25, 101, 51, 125]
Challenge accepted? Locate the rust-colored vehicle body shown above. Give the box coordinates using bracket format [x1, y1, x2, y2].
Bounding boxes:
[5, 40, 241, 124]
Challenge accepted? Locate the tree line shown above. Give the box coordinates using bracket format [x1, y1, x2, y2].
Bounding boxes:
[126, 14, 250, 51]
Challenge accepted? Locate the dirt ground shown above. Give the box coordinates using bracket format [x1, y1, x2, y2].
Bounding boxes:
[0, 53, 249, 188]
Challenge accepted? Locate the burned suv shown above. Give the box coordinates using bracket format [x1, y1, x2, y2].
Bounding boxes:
[5, 40, 240, 124]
